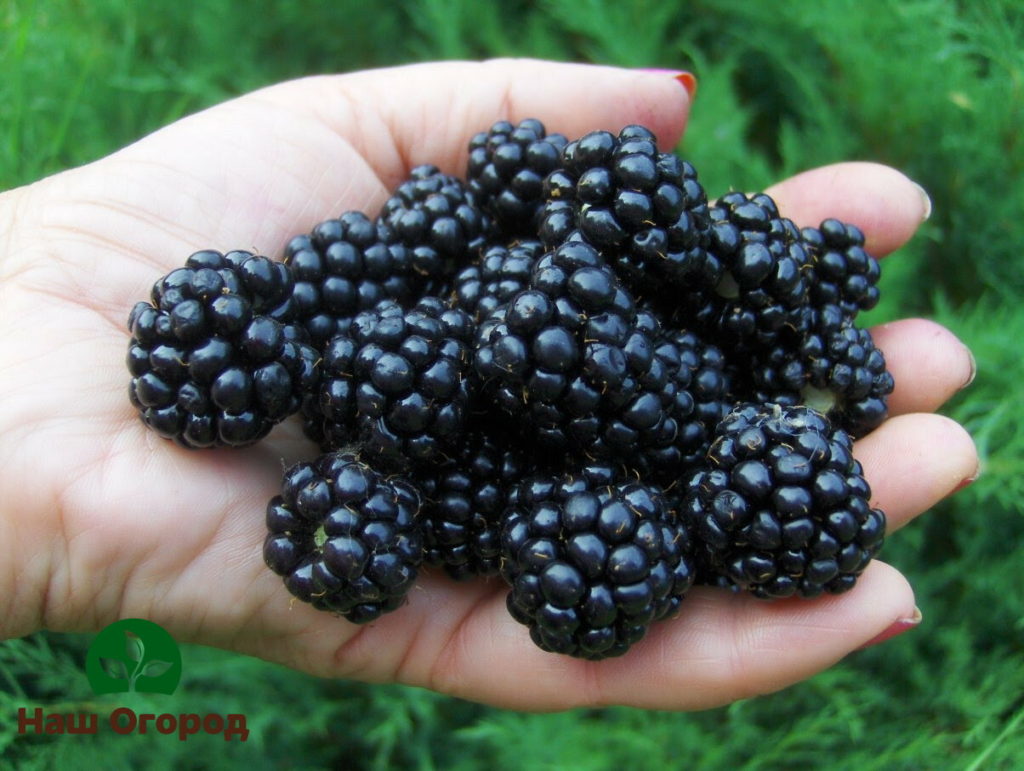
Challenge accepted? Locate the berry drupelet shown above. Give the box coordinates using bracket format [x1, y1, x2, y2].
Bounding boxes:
[538, 125, 713, 296]
[680, 403, 886, 598]
[126, 249, 319, 448]
[501, 464, 695, 659]
[263, 452, 424, 623]
[466, 118, 568, 238]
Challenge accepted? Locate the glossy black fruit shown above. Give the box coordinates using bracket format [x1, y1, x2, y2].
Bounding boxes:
[501, 465, 695, 659]
[312, 297, 476, 468]
[681, 403, 886, 598]
[452, 239, 544, 322]
[474, 240, 682, 461]
[467, 118, 568, 237]
[802, 218, 882, 317]
[414, 425, 531, 580]
[377, 164, 490, 286]
[283, 211, 417, 349]
[263, 452, 424, 623]
[126, 249, 318, 448]
[747, 304, 895, 437]
[538, 125, 714, 296]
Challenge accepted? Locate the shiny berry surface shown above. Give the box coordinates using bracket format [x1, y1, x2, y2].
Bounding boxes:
[127, 250, 318, 448]
[263, 452, 424, 623]
[684, 403, 885, 598]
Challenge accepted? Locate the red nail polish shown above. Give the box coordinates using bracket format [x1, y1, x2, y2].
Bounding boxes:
[675, 72, 697, 99]
[637, 68, 697, 98]
[858, 607, 922, 649]
[953, 469, 980, 494]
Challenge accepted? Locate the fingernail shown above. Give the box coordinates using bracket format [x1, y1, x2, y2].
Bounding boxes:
[859, 606, 923, 649]
[953, 466, 980, 493]
[638, 68, 697, 99]
[960, 347, 976, 390]
[911, 181, 932, 222]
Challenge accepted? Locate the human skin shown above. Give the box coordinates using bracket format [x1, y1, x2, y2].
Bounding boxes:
[0, 59, 978, 711]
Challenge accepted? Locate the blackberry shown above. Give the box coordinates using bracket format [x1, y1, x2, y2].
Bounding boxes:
[473, 240, 679, 461]
[681, 403, 886, 598]
[501, 465, 695, 659]
[466, 118, 568, 237]
[414, 426, 531, 580]
[748, 304, 894, 438]
[802, 218, 881, 317]
[538, 125, 713, 295]
[313, 297, 476, 468]
[304, 323, 361, 452]
[126, 249, 318, 448]
[452, 239, 544, 322]
[283, 211, 417, 349]
[686, 192, 810, 351]
[263, 452, 424, 623]
[642, 328, 733, 475]
[377, 164, 490, 285]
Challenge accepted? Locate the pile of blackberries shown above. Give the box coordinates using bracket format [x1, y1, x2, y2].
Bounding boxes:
[126, 119, 891, 660]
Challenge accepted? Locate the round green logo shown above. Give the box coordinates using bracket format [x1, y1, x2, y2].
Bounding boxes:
[85, 619, 182, 695]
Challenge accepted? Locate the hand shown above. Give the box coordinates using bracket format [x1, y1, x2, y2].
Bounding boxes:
[0, 59, 977, 710]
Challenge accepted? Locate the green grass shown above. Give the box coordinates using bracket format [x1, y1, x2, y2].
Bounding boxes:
[2, 0, 1023, 768]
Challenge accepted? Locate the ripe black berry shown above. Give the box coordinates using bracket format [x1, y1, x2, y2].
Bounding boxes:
[312, 297, 476, 468]
[263, 452, 424, 623]
[681, 403, 885, 598]
[802, 218, 881, 317]
[501, 465, 694, 659]
[474, 240, 682, 461]
[538, 125, 713, 295]
[467, 118, 568, 237]
[126, 250, 318, 448]
[748, 304, 894, 437]
[283, 211, 417, 349]
[452, 239, 544, 322]
[686, 192, 810, 352]
[640, 327, 732, 476]
[377, 165, 490, 285]
[414, 425, 531, 580]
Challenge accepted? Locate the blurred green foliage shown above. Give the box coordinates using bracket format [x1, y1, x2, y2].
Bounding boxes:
[2, 0, 1022, 768]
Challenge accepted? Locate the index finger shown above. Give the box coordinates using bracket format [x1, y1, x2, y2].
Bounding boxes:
[25, 59, 695, 271]
[253, 59, 694, 186]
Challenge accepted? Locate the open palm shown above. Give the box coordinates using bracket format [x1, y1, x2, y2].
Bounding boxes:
[0, 59, 977, 710]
